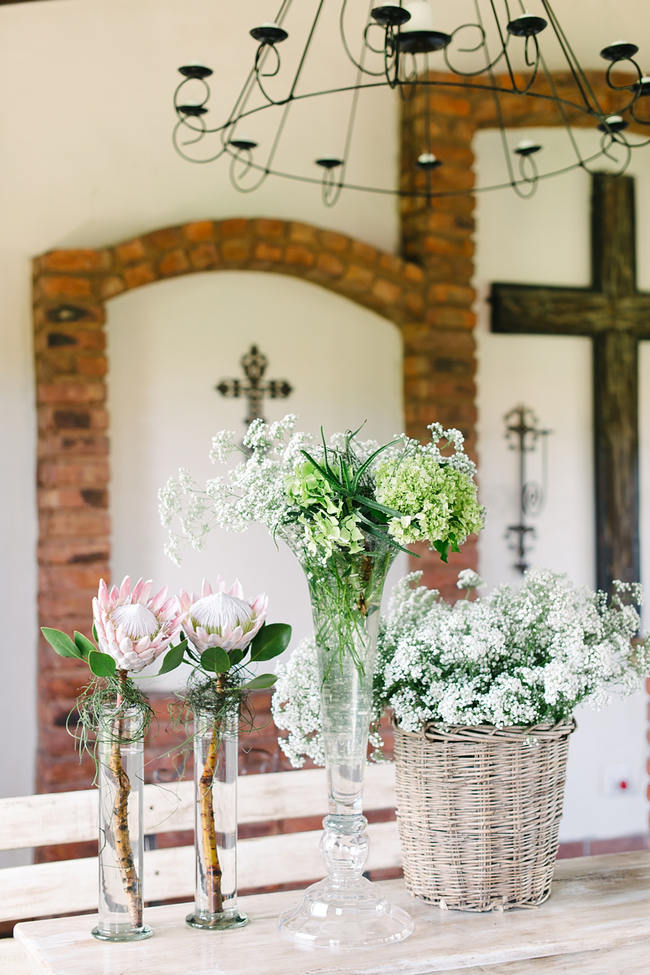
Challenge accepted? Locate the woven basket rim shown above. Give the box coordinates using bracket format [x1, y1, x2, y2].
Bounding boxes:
[393, 718, 577, 743]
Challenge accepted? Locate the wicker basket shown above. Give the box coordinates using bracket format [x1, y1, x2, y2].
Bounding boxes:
[393, 721, 575, 912]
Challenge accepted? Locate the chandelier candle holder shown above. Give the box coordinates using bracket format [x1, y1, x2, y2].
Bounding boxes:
[172, 1, 649, 205]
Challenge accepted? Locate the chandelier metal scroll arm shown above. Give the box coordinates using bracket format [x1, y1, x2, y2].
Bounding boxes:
[172, 114, 229, 165]
[382, 23, 401, 89]
[318, 29, 369, 208]
[516, 151, 541, 194]
[443, 22, 510, 79]
[605, 57, 644, 116]
[249, 0, 295, 105]
[629, 82, 650, 127]
[172, 73, 228, 154]
[228, 95, 295, 194]
[173, 74, 210, 124]
[598, 130, 633, 175]
[253, 43, 287, 106]
[341, 0, 387, 77]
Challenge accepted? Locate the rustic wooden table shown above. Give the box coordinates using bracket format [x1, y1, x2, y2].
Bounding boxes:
[11, 852, 650, 974]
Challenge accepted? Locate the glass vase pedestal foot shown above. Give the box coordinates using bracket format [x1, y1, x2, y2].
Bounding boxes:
[278, 813, 413, 950]
[91, 923, 152, 943]
[278, 876, 413, 950]
[186, 909, 248, 930]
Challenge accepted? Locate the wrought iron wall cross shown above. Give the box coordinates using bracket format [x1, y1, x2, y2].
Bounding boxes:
[216, 344, 293, 426]
[504, 405, 551, 574]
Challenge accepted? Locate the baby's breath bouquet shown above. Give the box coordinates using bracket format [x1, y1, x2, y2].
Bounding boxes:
[160, 414, 482, 947]
[273, 569, 650, 767]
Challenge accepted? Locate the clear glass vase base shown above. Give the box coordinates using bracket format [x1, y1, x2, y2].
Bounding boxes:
[278, 877, 414, 950]
[91, 924, 153, 942]
[185, 910, 248, 930]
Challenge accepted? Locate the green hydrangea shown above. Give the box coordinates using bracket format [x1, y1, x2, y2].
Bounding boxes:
[286, 460, 338, 515]
[287, 460, 364, 559]
[375, 453, 483, 555]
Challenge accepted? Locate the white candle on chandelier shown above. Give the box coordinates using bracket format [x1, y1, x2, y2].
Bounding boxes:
[402, 0, 435, 32]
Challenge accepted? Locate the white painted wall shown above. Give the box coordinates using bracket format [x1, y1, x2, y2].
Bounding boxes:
[475, 128, 650, 841]
[107, 271, 405, 690]
[1, 0, 649, 855]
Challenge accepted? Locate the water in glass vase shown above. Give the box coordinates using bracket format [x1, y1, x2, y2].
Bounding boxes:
[92, 706, 152, 942]
[186, 706, 248, 930]
[278, 541, 414, 949]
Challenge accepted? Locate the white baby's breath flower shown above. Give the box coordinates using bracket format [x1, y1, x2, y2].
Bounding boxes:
[457, 569, 484, 591]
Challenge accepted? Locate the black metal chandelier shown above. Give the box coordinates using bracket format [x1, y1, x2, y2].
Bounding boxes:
[172, 1, 650, 206]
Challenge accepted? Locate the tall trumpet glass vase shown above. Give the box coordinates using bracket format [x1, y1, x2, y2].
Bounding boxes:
[279, 537, 414, 949]
[92, 706, 152, 942]
[186, 706, 248, 930]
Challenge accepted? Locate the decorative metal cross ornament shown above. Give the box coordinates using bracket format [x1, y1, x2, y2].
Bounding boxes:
[491, 172, 650, 591]
[216, 345, 293, 426]
[504, 405, 551, 574]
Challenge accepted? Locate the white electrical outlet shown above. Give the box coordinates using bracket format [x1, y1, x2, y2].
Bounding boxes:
[601, 763, 637, 797]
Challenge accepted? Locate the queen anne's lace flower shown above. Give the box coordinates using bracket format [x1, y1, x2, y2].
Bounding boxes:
[93, 576, 183, 674]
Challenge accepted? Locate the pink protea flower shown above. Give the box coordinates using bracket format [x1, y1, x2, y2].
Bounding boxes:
[180, 577, 268, 653]
[93, 576, 183, 674]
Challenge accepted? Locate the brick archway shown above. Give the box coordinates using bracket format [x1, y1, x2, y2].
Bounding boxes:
[34, 216, 477, 792]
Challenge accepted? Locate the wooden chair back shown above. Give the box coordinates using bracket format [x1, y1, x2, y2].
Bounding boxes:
[0, 764, 398, 927]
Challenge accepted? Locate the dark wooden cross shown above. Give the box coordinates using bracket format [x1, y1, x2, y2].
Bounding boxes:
[491, 172, 650, 591]
[216, 344, 293, 425]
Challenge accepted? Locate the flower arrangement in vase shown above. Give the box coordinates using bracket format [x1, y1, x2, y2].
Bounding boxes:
[41, 576, 185, 941]
[160, 415, 483, 948]
[164, 576, 291, 930]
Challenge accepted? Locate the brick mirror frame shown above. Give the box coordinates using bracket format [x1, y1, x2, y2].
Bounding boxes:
[33, 217, 477, 795]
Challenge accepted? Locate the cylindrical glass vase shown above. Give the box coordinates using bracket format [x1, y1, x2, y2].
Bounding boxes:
[92, 706, 151, 942]
[279, 534, 414, 949]
[186, 706, 248, 930]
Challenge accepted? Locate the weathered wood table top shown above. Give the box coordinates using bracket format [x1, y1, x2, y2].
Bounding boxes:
[12, 852, 650, 974]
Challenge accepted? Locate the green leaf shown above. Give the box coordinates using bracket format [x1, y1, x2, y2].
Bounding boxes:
[243, 673, 277, 690]
[88, 650, 117, 677]
[201, 647, 230, 674]
[249, 623, 292, 662]
[433, 539, 450, 563]
[73, 631, 95, 660]
[229, 648, 245, 667]
[351, 494, 404, 519]
[157, 640, 188, 675]
[92, 623, 99, 643]
[41, 627, 83, 659]
[351, 440, 400, 492]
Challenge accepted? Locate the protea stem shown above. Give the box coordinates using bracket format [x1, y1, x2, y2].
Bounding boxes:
[109, 669, 142, 929]
[199, 675, 225, 913]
